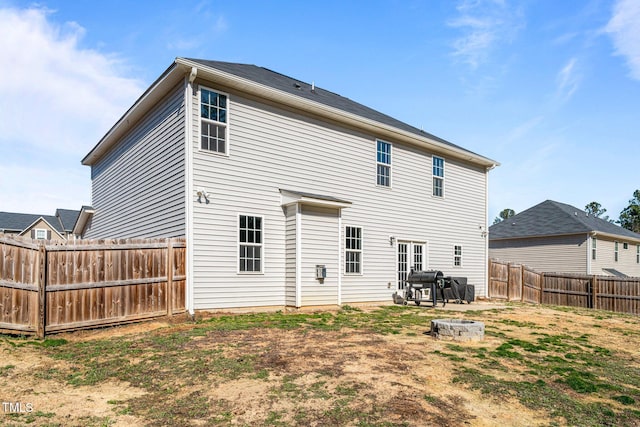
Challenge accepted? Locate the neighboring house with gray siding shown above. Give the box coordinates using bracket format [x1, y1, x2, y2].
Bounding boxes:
[80, 58, 499, 312]
[489, 200, 640, 277]
[0, 208, 81, 241]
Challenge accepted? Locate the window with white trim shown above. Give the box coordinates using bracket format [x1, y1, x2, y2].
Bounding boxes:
[345, 226, 362, 274]
[200, 88, 228, 154]
[637, 245, 639, 264]
[413, 244, 424, 271]
[239, 215, 262, 273]
[35, 229, 47, 240]
[592, 236, 597, 260]
[433, 156, 444, 197]
[376, 140, 391, 187]
[454, 245, 462, 267]
[614, 241, 619, 262]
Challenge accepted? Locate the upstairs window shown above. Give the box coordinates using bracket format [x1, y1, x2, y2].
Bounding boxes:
[433, 156, 444, 197]
[345, 226, 362, 274]
[454, 245, 462, 267]
[376, 140, 391, 187]
[637, 245, 639, 264]
[615, 241, 619, 262]
[592, 236, 597, 260]
[239, 215, 262, 273]
[34, 229, 47, 240]
[200, 88, 228, 154]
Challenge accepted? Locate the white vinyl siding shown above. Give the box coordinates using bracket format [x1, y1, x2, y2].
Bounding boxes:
[191, 84, 490, 309]
[489, 235, 588, 274]
[301, 206, 339, 306]
[86, 82, 186, 238]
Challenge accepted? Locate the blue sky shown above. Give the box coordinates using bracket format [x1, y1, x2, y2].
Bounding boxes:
[0, 0, 638, 222]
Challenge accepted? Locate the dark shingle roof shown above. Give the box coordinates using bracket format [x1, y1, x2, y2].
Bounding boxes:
[55, 209, 81, 232]
[0, 212, 61, 233]
[185, 59, 486, 159]
[489, 200, 640, 241]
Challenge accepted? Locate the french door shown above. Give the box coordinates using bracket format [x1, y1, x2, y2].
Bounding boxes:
[397, 241, 426, 290]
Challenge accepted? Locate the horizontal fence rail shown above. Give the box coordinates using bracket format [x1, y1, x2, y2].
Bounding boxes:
[489, 258, 640, 316]
[0, 235, 186, 337]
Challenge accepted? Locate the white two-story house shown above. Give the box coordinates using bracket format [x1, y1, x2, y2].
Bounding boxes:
[80, 58, 498, 313]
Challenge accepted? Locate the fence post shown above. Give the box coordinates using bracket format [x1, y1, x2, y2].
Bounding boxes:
[166, 238, 174, 317]
[36, 244, 47, 339]
[520, 264, 525, 302]
[592, 275, 598, 310]
[539, 272, 544, 305]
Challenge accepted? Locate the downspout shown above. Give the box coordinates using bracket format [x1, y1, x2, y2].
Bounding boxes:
[295, 203, 302, 308]
[586, 232, 593, 275]
[338, 209, 342, 306]
[484, 164, 496, 298]
[185, 66, 197, 316]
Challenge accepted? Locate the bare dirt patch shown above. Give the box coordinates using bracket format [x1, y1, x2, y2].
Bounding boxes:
[1, 303, 639, 426]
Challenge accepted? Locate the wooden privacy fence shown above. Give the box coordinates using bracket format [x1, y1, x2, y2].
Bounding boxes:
[489, 258, 640, 315]
[0, 236, 186, 337]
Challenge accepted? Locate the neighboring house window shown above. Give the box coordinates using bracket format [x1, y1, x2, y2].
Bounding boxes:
[637, 245, 639, 264]
[200, 88, 228, 154]
[345, 226, 362, 274]
[454, 245, 462, 267]
[592, 237, 597, 260]
[376, 140, 391, 187]
[433, 156, 444, 197]
[239, 215, 262, 273]
[614, 241, 619, 262]
[623, 242, 629, 250]
[35, 229, 47, 240]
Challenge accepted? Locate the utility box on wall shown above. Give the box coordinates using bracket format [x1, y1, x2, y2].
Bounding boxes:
[315, 265, 327, 280]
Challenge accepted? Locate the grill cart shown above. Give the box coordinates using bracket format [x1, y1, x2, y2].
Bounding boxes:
[402, 270, 445, 307]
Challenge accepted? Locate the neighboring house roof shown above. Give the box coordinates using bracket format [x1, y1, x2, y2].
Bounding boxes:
[0, 209, 81, 236]
[489, 200, 640, 242]
[56, 209, 82, 233]
[83, 58, 499, 169]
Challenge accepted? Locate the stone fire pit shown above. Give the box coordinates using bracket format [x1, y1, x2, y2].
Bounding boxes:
[431, 319, 484, 341]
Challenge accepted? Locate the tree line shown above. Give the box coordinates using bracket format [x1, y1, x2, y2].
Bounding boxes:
[493, 189, 640, 233]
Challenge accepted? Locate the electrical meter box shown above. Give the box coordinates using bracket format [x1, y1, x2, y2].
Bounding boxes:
[315, 265, 327, 280]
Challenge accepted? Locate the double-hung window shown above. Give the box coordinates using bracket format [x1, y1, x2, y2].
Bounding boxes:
[239, 215, 262, 273]
[34, 229, 47, 240]
[614, 241, 619, 262]
[433, 156, 444, 197]
[200, 88, 228, 154]
[637, 245, 639, 264]
[454, 245, 462, 267]
[345, 226, 362, 274]
[376, 140, 391, 187]
[592, 237, 597, 260]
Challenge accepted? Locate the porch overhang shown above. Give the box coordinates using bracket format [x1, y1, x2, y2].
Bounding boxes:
[279, 189, 352, 209]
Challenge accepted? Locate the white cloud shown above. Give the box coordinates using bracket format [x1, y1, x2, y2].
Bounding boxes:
[555, 57, 581, 103]
[605, 0, 640, 80]
[448, 0, 524, 69]
[0, 6, 144, 214]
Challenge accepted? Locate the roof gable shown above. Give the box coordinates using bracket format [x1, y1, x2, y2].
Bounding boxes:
[83, 58, 498, 169]
[56, 209, 81, 232]
[489, 200, 640, 242]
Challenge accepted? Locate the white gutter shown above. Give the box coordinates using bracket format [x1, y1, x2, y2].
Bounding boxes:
[185, 67, 197, 315]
